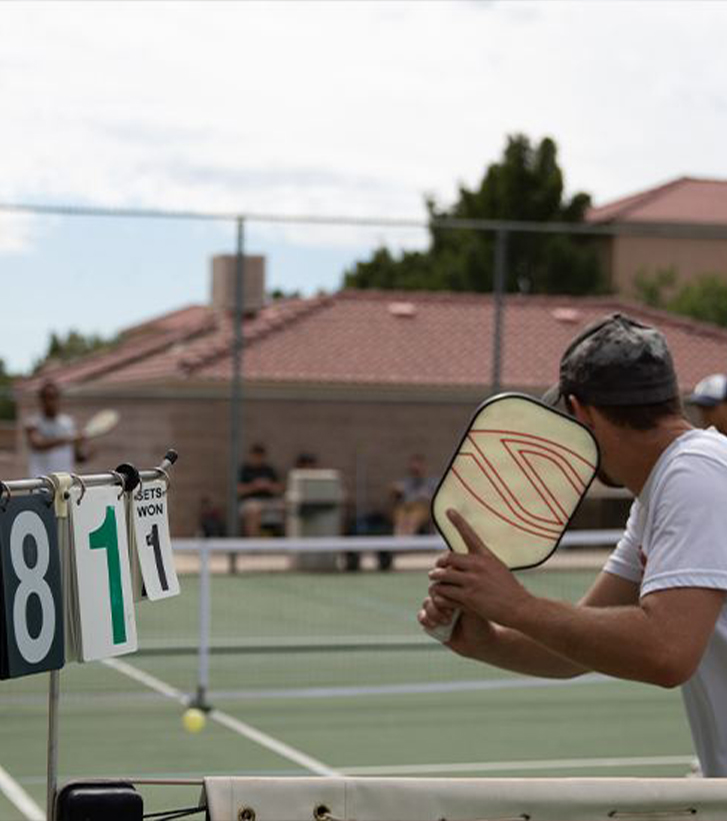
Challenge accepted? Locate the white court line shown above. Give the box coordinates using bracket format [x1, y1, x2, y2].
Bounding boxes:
[343, 754, 695, 776]
[102, 657, 340, 777]
[205, 672, 611, 701]
[0, 672, 613, 708]
[0, 763, 45, 821]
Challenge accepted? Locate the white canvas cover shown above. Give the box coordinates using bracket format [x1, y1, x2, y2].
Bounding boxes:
[203, 776, 727, 821]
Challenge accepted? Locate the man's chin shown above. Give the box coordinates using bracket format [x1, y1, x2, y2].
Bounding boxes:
[597, 467, 624, 489]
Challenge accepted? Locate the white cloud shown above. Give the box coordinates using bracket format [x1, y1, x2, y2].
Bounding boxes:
[2, 0, 726, 228]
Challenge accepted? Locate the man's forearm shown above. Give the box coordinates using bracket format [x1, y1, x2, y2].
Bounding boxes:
[28, 434, 72, 452]
[506, 596, 676, 686]
[466, 622, 589, 679]
[427, 511, 717, 688]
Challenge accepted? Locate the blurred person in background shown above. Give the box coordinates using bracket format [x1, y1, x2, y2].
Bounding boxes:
[391, 453, 437, 536]
[25, 379, 87, 476]
[293, 451, 318, 469]
[238, 443, 284, 537]
[686, 374, 727, 435]
[198, 495, 226, 538]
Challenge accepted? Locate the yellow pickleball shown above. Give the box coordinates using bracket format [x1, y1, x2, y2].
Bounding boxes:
[182, 707, 206, 733]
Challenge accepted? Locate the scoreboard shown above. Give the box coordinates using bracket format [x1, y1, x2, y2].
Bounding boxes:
[0, 464, 179, 678]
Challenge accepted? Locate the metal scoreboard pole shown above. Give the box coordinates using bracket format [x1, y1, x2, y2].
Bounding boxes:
[47, 669, 60, 817]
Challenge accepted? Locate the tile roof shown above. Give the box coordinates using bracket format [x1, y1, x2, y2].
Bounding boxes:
[19, 290, 727, 396]
[587, 176, 727, 225]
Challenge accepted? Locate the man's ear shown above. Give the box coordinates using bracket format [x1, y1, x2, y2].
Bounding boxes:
[568, 395, 595, 428]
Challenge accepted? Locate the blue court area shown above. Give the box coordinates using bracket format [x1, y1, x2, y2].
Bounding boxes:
[0, 556, 694, 819]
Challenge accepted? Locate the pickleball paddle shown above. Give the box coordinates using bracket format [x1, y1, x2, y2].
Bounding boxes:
[427, 393, 599, 642]
[83, 409, 120, 439]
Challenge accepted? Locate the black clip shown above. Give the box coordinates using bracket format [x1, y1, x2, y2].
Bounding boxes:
[115, 463, 141, 495]
[0, 481, 10, 512]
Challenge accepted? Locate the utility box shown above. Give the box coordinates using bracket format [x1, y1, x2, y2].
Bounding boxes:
[286, 469, 345, 571]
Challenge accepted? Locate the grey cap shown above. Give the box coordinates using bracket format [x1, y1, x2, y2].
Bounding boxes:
[686, 374, 727, 407]
[546, 313, 679, 407]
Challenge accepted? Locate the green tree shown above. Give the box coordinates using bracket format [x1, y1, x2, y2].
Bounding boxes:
[668, 274, 727, 327]
[0, 358, 16, 420]
[33, 329, 115, 372]
[634, 268, 727, 328]
[633, 266, 677, 309]
[270, 288, 302, 300]
[344, 134, 605, 295]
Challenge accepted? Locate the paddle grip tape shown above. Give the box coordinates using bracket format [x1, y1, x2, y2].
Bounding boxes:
[425, 608, 460, 644]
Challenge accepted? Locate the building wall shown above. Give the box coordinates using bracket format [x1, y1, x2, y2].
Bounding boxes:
[612, 235, 727, 296]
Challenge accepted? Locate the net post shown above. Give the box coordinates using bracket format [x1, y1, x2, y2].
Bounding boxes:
[192, 538, 212, 711]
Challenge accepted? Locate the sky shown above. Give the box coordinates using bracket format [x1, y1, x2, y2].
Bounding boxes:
[2, 0, 727, 373]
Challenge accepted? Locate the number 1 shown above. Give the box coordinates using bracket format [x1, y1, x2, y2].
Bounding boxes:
[89, 506, 127, 645]
[146, 524, 169, 592]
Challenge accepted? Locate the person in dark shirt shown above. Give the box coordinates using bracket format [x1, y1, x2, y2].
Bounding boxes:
[237, 443, 284, 537]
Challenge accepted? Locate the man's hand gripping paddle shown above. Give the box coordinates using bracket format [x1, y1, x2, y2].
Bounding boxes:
[425, 393, 599, 643]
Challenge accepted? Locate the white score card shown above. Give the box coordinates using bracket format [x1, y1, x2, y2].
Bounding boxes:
[130, 479, 179, 601]
[69, 485, 138, 661]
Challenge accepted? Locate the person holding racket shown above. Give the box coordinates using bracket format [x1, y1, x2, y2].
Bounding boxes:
[420, 314, 727, 777]
[25, 379, 89, 476]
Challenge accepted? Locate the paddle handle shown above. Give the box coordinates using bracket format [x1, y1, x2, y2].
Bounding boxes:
[425, 608, 461, 644]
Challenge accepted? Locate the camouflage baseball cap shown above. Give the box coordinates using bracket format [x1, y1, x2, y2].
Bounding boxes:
[545, 313, 679, 407]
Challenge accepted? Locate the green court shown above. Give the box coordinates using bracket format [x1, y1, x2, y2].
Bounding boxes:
[0, 557, 694, 820]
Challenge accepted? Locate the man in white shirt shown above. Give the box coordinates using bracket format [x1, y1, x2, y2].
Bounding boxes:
[419, 314, 727, 776]
[25, 380, 87, 477]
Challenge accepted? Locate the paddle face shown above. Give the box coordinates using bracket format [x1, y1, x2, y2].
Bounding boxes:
[432, 393, 599, 570]
[83, 409, 120, 439]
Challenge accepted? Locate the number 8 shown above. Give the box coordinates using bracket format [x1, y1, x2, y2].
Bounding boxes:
[10, 510, 56, 664]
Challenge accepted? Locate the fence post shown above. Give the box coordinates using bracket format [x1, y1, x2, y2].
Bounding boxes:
[227, 217, 246, 573]
[491, 229, 508, 394]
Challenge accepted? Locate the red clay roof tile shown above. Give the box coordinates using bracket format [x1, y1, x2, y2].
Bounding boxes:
[588, 176, 727, 224]
[19, 290, 727, 395]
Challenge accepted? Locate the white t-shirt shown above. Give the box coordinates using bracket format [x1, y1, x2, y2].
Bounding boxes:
[25, 412, 77, 477]
[604, 428, 727, 776]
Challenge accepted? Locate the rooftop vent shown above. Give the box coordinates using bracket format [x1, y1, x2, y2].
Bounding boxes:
[211, 255, 266, 315]
[388, 301, 417, 318]
[551, 307, 582, 324]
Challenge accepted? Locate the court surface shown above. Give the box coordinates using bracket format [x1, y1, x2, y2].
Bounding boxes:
[0, 554, 694, 819]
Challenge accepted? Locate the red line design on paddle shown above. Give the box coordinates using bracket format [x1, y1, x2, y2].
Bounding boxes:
[452, 453, 561, 540]
[466, 436, 563, 527]
[518, 452, 572, 521]
[451, 428, 593, 541]
[470, 429, 596, 470]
